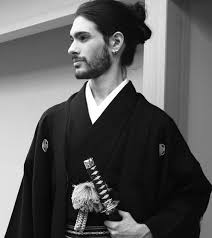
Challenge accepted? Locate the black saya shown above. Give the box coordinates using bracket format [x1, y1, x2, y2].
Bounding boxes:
[84, 158, 122, 221]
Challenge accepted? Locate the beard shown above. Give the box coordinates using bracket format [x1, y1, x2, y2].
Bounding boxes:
[74, 44, 111, 79]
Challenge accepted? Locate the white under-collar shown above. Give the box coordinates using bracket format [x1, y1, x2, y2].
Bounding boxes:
[85, 79, 129, 124]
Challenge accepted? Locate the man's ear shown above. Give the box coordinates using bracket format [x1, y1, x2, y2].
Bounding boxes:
[109, 31, 125, 55]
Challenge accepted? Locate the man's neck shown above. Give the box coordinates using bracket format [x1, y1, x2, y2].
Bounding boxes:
[89, 66, 126, 105]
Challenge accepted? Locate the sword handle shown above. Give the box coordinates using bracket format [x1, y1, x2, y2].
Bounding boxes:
[84, 158, 122, 221]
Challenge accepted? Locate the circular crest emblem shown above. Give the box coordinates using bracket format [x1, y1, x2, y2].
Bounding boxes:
[159, 143, 165, 157]
[42, 139, 48, 152]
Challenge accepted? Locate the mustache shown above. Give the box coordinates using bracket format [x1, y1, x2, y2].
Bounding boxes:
[72, 56, 87, 63]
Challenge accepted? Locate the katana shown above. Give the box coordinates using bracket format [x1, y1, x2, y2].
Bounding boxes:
[84, 157, 121, 221]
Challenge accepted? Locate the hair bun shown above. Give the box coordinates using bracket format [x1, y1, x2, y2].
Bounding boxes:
[131, 2, 146, 23]
[129, 1, 152, 43]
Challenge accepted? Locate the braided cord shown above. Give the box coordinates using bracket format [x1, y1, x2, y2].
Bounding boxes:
[74, 209, 89, 232]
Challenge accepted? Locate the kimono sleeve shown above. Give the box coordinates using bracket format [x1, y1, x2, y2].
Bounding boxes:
[5, 121, 40, 238]
[145, 117, 212, 238]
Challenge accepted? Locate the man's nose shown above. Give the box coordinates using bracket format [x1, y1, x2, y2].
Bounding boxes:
[68, 41, 79, 55]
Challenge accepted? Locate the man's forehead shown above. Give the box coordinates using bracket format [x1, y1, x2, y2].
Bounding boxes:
[70, 16, 98, 36]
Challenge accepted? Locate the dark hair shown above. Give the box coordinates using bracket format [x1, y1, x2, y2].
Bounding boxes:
[75, 0, 151, 67]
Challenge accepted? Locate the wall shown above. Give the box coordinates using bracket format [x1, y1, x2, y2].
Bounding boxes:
[0, 26, 81, 236]
[0, 0, 86, 31]
[187, 0, 212, 237]
[0, 26, 143, 236]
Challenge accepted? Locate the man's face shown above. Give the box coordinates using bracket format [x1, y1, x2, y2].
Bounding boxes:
[68, 16, 112, 79]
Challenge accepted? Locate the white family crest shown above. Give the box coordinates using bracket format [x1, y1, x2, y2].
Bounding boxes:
[42, 139, 48, 152]
[159, 143, 165, 157]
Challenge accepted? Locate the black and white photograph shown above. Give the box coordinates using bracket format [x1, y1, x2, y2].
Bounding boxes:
[1, 0, 212, 238]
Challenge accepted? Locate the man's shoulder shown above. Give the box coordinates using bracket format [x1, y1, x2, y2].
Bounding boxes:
[136, 93, 174, 128]
[43, 101, 66, 118]
[39, 92, 78, 123]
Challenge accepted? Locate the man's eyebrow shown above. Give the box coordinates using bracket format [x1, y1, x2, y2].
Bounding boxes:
[70, 31, 90, 39]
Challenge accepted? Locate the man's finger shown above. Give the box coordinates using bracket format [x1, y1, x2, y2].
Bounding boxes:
[107, 228, 118, 236]
[104, 220, 119, 230]
[118, 210, 130, 218]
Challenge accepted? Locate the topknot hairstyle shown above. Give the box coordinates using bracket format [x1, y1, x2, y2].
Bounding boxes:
[75, 0, 151, 67]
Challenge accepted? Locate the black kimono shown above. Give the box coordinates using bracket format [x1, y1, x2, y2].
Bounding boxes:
[5, 81, 212, 238]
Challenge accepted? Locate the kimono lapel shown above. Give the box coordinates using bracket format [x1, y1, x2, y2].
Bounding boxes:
[66, 82, 92, 152]
[66, 81, 138, 184]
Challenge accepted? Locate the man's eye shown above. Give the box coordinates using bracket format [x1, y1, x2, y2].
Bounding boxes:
[79, 35, 88, 42]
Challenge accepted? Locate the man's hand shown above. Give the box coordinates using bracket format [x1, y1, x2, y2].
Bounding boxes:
[104, 210, 152, 238]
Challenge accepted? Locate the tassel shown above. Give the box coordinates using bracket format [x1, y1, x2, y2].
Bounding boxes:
[72, 182, 103, 232]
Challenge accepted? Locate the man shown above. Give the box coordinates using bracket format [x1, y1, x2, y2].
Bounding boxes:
[5, 0, 212, 238]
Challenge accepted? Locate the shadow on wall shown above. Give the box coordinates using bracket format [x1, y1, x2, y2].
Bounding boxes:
[166, 0, 212, 139]
[0, 25, 72, 79]
[173, 0, 212, 39]
[189, 0, 212, 40]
